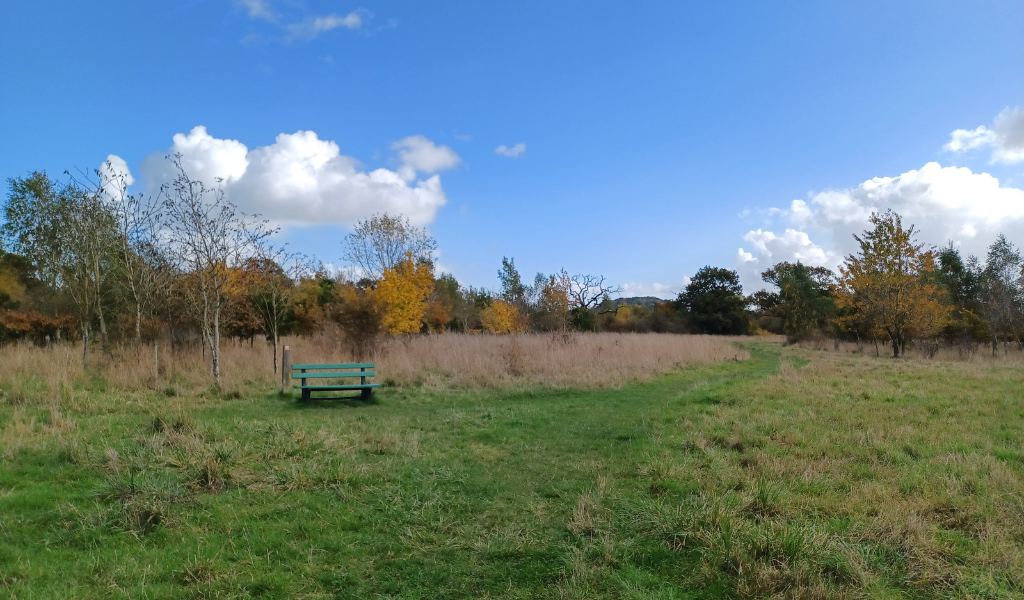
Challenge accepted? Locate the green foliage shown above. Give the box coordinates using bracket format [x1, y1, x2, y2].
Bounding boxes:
[764, 262, 836, 342]
[677, 266, 749, 334]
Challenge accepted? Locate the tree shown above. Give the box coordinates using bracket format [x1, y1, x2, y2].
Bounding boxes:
[97, 160, 168, 344]
[332, 283, 384, 359]
[160, 155, 273, 385]
[761, 262, 835, 341]
[3, 173, 118, 362]
[498, 257, 528, 309]
[372, 254, 435, 334]
[677, 267, 749, 335]
[761, 261, 835, 290]
[342, 213, 437, 280]
[936, 243, 987, 349]
[979, 234, 1023, 354]
[837, 210, 948, 358]
[564, 271, 620, 331]
[481, 299, 524, 333]
[245, 247, 310, 373]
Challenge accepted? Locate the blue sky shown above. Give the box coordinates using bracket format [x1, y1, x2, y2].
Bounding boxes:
[2, 1, 1023, 296]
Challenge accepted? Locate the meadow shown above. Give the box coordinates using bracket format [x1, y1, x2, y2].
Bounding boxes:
[1, 336, 1023, 599]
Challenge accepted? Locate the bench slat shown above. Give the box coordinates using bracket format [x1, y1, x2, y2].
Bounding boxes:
[292, 372, 375, 379]
[293, 384, 383, 390]
[292, 363, 374, 370]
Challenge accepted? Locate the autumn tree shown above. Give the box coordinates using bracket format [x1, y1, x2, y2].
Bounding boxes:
[244, 247, 311, 373]
[372, 254, 435, 334]
[342, 213, 437, 280]
[837, 210, 948, 358]
[481, 299, 524, 333]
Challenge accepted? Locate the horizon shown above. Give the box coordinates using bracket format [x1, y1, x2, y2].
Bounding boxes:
[2, 1, 1022, 297]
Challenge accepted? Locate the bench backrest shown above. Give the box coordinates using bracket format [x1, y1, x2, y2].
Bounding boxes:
[291, 363, 376, 380]
[292, 363, 374, 370]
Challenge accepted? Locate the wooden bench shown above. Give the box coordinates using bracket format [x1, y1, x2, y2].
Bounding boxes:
[291, 363, 381, 402]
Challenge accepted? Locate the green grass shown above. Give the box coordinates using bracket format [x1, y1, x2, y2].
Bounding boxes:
[2, 343, 1024, 598]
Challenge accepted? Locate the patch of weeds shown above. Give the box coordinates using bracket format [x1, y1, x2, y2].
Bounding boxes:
[151, 414, 193, 434]
[742, 479, 781, 518]
[162, 386, 178, 397]
[176, 557, 219, 586]
[186, 455, 230, 493]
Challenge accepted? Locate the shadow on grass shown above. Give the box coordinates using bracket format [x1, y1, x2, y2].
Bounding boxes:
[280, 392, 381, 410]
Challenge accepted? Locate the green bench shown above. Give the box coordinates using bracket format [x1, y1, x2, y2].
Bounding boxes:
[292, 363, 381, 402]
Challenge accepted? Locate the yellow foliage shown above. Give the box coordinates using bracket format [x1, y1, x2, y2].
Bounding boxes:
[372, 256, 435, 334]
[481, 300, 524, 334]
[838, 211, 949, 356]
[614, 305, 633, 326]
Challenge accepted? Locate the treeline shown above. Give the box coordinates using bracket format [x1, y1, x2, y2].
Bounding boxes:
[4, 161, 1022, 382]
[709, 211, 1023, 358]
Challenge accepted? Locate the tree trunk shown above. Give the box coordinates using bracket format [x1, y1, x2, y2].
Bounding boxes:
[272, 330, 279, 375]
[135, 302, 143, 344]
[97, 302, 109, 347]
[993, 337, 998, 357]
[212, 306, 221, 386]
[81, 324, 89, 367]
[892, 337, 900, 358]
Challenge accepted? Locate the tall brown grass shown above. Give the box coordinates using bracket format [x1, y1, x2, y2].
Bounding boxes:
[795, 336, 1024, 364]
[0, 333, 750, 395]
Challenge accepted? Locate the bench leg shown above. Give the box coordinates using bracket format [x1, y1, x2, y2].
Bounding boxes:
[361, 387, 372, 400]
[302, 388, 310, 403]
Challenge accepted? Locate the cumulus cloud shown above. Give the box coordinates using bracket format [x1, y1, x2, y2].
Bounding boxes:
[495, 143, 526, 158]
[137, 126, 459, 226]
[391, 136, 461, 181]
[735, 229, 837, 290]
[945, 107, 1024, 164]
[738, 161, 1024, 290]
[286, 11, 367, 39]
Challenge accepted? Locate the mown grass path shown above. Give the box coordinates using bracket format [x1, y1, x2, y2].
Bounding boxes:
[3, 343, 1024, 599]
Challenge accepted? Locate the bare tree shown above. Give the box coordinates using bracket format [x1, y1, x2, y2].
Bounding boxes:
[97, 161, 169, 344]
[342, 213, 436, 280]
[160, 155, 274, 385]
[566, 271, 621, 312]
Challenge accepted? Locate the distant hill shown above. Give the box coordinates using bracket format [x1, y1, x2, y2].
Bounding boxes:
[613, 296, 666, 309]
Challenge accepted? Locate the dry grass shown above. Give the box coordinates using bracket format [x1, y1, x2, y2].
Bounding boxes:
[796, 336, 1024, 365]
[0, 332, 749, 395]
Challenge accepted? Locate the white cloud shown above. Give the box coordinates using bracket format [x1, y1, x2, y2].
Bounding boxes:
[286, 11, 366, 39]
[736, 229, 837, 290]
[391, 136, 461, 181]
[138, 126, 459, 226]
[495, 143, 526, 158]
[234, 0, 276, 22]
[945, 107, 1024, 164]
[740, 161, 1024, 291]
[617, 277, 691, 300]
[99, 154, 134, 189]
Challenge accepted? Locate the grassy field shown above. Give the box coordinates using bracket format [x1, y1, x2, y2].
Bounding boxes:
[2, 342, 1024, 599]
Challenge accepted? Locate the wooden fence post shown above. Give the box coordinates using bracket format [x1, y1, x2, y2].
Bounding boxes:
[281, 345, 291, 395]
